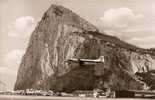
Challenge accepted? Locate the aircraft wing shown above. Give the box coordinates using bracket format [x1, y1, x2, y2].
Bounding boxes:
[79, 59, 102, 63]
[66, 58, 80, 63]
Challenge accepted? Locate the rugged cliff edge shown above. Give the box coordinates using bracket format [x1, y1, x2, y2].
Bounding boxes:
[14, 4, 155, 92]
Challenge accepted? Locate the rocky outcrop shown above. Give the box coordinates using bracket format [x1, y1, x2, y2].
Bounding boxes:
[14, 4, 155, 92]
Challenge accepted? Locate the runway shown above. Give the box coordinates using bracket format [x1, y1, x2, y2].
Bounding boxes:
[0, 95, 148, 100]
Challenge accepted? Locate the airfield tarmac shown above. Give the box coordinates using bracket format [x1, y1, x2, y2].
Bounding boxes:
[0, 95, 151, 100]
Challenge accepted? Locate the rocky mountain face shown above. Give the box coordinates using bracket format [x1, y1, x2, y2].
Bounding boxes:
[14, 4, 155, 92]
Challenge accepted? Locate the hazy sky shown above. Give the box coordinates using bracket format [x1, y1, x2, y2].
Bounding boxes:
[0, 0, 155, 90]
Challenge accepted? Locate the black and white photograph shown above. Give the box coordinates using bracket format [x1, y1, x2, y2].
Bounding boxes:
[0, 0, 155, 99]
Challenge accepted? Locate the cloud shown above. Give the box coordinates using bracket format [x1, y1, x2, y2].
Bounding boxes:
[4, 49, 25, 70]
[0, 66, 17, 90]
[1, 16, 36, 90]
[0, 49, 25, 90]
[127, 36, 155, 48]
[100, 7, 143, 29]
[100, 7, 155, 48]
[8, 16, 37, 38]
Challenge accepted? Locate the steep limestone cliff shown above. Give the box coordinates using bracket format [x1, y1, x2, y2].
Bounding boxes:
[14, 4, 155, 92]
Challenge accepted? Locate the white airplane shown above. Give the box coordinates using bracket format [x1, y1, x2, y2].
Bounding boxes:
[66, 56, 104, 65]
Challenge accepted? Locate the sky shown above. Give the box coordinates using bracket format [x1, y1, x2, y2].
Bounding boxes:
[0, 0, 155, 90]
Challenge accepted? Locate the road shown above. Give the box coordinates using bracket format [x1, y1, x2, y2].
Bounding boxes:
[0, 95, 148, 100]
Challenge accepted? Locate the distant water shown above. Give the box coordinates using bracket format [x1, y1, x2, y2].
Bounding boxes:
[0, 95, 151, 100]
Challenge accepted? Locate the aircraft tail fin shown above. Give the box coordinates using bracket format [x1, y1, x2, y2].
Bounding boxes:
[98, 56, 104, 62]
